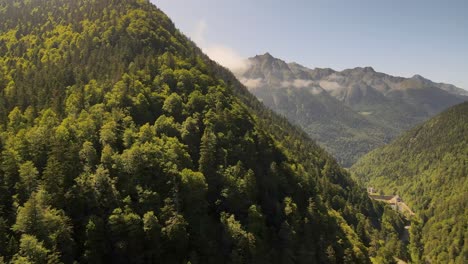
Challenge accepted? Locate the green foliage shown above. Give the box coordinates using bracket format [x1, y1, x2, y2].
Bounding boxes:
[352, 102, 468, 263]
[11, 234, 60, 264]
[12, 189, 73, 262]
[220, 212, 256, 263]
[16, 161, 39, 202]
[108, 207, 145, 263]
[409, 218, 424, 264]
[0, 0, 398, 263]
[142, 211, 162, 262]
[162, 93, 183, 121]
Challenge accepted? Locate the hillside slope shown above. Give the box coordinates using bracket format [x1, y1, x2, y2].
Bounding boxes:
[352, 102, 468, 263]
[0, 0, 401, 263]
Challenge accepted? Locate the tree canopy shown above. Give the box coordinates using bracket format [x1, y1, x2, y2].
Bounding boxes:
[352, 102, 468, 263]
[0, 0, 404, 263]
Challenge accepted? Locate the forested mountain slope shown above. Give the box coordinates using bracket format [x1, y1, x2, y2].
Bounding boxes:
[352, 102, 468, 263]
[237, 53, 467, 167]
[0, 0, 403, 263]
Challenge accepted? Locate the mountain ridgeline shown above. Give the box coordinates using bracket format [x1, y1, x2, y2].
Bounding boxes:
[237, 53, 467, 166]
[352, 102, 468, 263]
[0, 0, 406, 263]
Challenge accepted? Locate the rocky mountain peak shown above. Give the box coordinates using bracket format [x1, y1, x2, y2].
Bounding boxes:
[412, 74, 426, 80]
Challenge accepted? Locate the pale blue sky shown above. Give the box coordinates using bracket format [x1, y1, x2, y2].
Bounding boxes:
[153, 0, 468, 89]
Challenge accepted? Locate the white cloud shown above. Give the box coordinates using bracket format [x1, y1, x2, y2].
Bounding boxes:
[281, 79, 314, 88]
[309, 86, 323, 95]
[192, 20, 250, 74]
[280, 79, 323, 94]
[205, 45, 250, 73]
[280, 81, 292, 88]
[292, 79, 314, 88]
[319, 80, 342, 91]
[240, 78, 264, 89]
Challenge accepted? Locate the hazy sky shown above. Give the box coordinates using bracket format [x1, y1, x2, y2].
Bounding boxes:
[153, 0, 468, 89]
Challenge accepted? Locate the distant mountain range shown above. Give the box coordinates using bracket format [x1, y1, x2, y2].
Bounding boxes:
[236, 53, 467, 166]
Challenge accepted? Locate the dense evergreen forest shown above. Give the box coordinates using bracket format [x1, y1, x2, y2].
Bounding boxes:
[352, 102, 468, 263]
[0, 0, 406, 263]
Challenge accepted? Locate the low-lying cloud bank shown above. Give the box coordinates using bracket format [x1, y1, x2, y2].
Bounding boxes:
[192, 20, 250, 74]
[240, 78, 264, 89]
[240, 77, 324, 95]
[281, 79, 314, 88]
